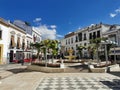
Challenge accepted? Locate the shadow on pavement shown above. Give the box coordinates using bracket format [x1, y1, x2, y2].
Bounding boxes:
[108, 72, 120, 78]
[7, 68, 34, 74]
[66, 64, 89, 73]
[100, 79, 120, 89]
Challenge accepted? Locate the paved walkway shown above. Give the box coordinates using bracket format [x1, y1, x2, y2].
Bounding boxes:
[0, 64, 120, 90]
[37, 76, 120, 90]
[0, 64, 27, 79]
[0, 72, 120, 90]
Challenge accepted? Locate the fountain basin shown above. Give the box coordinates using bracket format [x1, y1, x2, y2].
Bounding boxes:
[64, 56, 76, 60]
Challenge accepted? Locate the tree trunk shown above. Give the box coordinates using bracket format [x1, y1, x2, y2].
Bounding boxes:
[52, 55, 54, 63]
[96, 47, 100, 65]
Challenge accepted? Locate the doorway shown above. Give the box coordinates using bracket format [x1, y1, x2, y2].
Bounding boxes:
[0, 44, 3, 64]
[10, 50, 14, 62]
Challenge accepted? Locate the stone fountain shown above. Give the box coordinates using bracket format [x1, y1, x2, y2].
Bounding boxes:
[64, 49, 76, 60]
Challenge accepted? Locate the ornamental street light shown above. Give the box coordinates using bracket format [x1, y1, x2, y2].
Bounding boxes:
[101, 40, 109, 66]
[101, 40, 118, 66]
[109, 41, 118, 64]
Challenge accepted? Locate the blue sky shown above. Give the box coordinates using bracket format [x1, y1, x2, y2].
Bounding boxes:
[0, 0, 120, 39]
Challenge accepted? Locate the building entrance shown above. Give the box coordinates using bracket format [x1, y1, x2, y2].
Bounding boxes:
[0, 44, 3, 64]
[10, 50, 14, 62]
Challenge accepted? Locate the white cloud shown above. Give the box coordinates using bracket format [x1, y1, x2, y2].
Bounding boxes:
[109, 7, 120, 18]
[89, 24, 95, 26]
[33, 18, 63, 40]
[110, 13, 117, 18]
[115, 8, 120, 13]
[68, 32, 72, 34]
[78, 27, 81, 29]
[50, 25, 57, 29]
[33, 24, 62, 40]
[33, 18, 42, 22]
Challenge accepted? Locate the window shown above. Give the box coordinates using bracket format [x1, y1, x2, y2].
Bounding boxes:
[27, 41, 29, 49]
[22, 39, 25, 50]
[33, 34, 36, 42]
[89, 33, 92, 39]
[0, 30, 2, 39]
[78, 33, 82, 41]
[76, 36, 78, 42]
[84, 33, 86, 40]
[68, 39, 70, 44]
[71, 47, 73, 50]
[66, 48, 67, 51]
[93, 32, 96, 39]
[71, 38, 73, 43]
[66, 40, 67, 45]
[76, 44, 78, 50]
[97, 31, 100, 38]
[10, 35, 16, 48]
[17, 37, 21, 49]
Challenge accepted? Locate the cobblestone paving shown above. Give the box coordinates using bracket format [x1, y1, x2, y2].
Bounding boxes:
[36, 77, 120, 90]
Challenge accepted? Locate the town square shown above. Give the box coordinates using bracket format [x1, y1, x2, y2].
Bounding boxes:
[0, 0, 120, 90]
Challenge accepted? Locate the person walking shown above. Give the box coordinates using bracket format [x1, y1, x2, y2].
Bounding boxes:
[20, 53, 24, 65]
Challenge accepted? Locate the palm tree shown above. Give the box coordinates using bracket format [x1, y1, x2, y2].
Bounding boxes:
[40, 39, 53, 66]
[30, 42, 43, 60]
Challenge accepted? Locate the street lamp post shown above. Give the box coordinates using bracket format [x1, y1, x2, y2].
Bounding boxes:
[60, 45, 65, 68]
[104, 44, 108, 66]
[101, 40, 109, 67]
[113, 46, 116, 64]
[111, 41, 118, 64]
[45, 47, 47, 67]
[31, 47, 33, 64]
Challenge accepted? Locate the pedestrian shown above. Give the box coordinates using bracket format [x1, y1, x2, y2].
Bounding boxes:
[20, 53, 24, 65]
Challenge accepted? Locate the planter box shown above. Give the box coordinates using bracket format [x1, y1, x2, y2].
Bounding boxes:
[107, 64, 120, 72]
[32, 62, 60, 68]
[89, 65, 107, 73]
[27, 65, 64, 73]
[57, 60, 84, 63]
[90, 68, 107, 73]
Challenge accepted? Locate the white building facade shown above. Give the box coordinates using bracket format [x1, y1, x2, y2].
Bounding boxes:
[13, 20, 33, 61]
[103, 25, 120, 60]
[0, 18, 10, 64]
[0, 18, 27, 64]
[0, 18, 43, 64]
[61, 23, 120, 59]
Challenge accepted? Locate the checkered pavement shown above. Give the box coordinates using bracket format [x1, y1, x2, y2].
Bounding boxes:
[36, 77, 120, 90]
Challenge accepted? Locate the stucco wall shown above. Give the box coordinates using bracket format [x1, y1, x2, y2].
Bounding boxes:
[0, 24, 9, 64]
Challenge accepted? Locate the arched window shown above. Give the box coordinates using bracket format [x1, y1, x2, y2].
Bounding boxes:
[10, 35, 16, 48]
[22, 39, 25, 50]
[17, 37, 21, 49]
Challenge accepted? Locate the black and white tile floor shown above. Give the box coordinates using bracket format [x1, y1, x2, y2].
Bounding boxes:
[36, 77, 120, 90]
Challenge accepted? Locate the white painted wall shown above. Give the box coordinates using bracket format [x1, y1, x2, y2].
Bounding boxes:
[0, 24, 9, 64]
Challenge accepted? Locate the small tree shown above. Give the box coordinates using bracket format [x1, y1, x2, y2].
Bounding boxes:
[87, 45, 95, 60]
[77, 45, 85, 59]
[30, 42, 43, 60]
[49, 40, 59, 63]
[90, 37, 104, 64]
